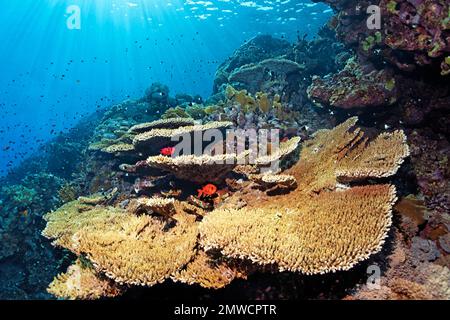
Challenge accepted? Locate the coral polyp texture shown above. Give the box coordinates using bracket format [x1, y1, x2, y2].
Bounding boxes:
[201, 184, 396, 274]
[171, 251, 249, 289]
[42, 117, 410, 299]
[200, 117, 408, 273]
[48, 259, 123, 300]
[43, 199, 199, 288]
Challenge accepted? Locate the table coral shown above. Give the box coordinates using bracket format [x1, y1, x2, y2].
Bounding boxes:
[43, 199, 198, 287]
[129, 118, 196, 133]
[132, 121, 233, 153]
[48, 259, 123, 300]
[145, 153, 248, 184]
[43, 117, 410, 299]
[172, 251, 249, 289]
[200, 117, 409, 274]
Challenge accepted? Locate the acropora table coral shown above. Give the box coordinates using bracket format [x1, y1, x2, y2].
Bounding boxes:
[42, 117, 410, 299]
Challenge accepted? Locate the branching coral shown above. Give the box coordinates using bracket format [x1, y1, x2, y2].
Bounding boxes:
[48, 259, 123, 300]
[172, 251, 249, 289]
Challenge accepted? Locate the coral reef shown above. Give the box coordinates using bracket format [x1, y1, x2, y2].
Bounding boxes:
[145, 153, 247, 184]
[48, 259, 123, 300]
[132, 121, 233, 154]
[1, 18, 448, 300]
[316, 0, 450, 75]
[200, 117, 408, 274]
[213, 35, 293, 94]
[307, 57, 398, 109]
[42, 117, 409, 298]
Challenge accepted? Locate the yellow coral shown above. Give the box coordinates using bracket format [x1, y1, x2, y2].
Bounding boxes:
[44, 117, 410, 298]
[43, 200, 198, 286]
[172, 251, 249, 289]
[200, 117, 409, 274]
[132, 121, 233, 151]
[336, 130, 410, 181]
[291, 117, 408, 193]
[48, 259, 123, 300]
[256, 92, 271, 113]
[201, 184, 396, 274]
[127, 197, 177, 217]
[146, 153, 248, 183]
[129, 118, 195, 133]
[255, 136, 301, 169]
[249, 173, 297, 194]
[102, 143, 135, 155]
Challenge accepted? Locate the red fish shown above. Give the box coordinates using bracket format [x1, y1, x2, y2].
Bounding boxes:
[160, 147, 175, 156]
[197, 184, 217, 198]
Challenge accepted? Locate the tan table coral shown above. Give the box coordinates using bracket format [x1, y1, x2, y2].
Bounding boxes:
[43, 200, 199, 287]
[145, 153, 248, 183]
[48, 259, 123, 300]
[43, 117, 410, 299]
[132, 121, 233, 153]
[172, 250, 250, 289]
[129, 117, 196, 133]
[200, 117, 410, 274]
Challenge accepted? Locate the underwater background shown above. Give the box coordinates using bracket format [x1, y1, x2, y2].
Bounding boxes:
[0, 0, 449, 300]
[0, 0, 330, 175]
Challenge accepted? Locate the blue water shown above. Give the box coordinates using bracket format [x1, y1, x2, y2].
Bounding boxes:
[0, 0, 331, 175]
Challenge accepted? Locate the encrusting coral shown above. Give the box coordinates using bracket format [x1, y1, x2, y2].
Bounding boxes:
[43, 117, 410, 298]
[307, 57, 398, 109]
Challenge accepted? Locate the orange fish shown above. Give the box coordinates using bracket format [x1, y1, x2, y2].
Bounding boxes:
[197, 184, 217, 198]
[19, 209, 29, 218]
[160, 147, 175, 156]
